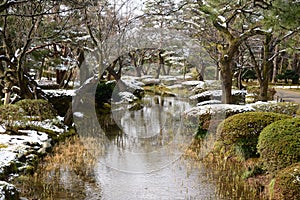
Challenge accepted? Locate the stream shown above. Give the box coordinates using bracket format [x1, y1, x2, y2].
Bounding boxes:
[18, 95, 220, 199]
[92, 96, 219, 199]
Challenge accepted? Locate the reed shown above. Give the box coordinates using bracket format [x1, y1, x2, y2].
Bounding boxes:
[13, 136, 101, 199]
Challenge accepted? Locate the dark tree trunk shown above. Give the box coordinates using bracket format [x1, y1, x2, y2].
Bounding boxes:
[259, 34, 272, 102]
[156, 51, 164, 79]
[220, 59, 233, 104]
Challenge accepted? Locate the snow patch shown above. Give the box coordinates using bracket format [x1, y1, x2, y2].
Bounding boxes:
[43, 89, 76, 97]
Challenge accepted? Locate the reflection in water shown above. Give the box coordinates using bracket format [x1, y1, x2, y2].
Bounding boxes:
[96, 158, 218, 200]
[16, 96, 219, 200]
[89, 95, 219, 199]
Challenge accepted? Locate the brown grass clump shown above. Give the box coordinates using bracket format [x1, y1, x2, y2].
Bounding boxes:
[14, 136, 101, 199]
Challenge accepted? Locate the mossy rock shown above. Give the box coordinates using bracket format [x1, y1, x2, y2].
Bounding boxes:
[16, 99, 56, 120]
[216, 112, 291, 160]
[271, 163, 300, 199]
[258, 118, 300, 172]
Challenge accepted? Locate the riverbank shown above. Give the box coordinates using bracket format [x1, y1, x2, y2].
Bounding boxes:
[0, 99, 76, 199]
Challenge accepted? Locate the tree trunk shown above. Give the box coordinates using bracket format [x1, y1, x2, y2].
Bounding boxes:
[156, 52, 164, 79]
[259, 79, 268, 101]
[259, 34, 272, 102]
[272, 45, 278, 83]
[220, 59, 233, 104]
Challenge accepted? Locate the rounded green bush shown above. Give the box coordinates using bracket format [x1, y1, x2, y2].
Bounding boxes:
[16, 99, 56, 120]
[216, 112, 291, 160]
[258, 118, 300, 172]
[0, 104, 24, 129]
[272, 163, 300, 199]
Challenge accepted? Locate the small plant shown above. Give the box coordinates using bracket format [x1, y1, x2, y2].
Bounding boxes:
[15, 99, 56, 120]
[258, 118, 300, 172]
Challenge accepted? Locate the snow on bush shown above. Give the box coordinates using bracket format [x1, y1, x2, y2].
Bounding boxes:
[251, 101, 299, 116]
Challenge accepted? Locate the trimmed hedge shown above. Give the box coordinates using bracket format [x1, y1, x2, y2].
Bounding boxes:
[0, 104, 24, 131]
[16, 99, 56, 120]
[258, 118, 300, 172]
[216, 112, 291, 160]
[272, 163, 300, 199]
[252, 102, 299, 116]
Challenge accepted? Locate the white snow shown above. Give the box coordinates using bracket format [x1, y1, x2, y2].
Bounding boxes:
[184, 104, 254, 117]
[73, 112, 84, 118]
[118, 92, 137, 103]
[190, 90, 247, 101]
[0, 126, 5, 134]
[181, 81, 203, 87]
[26, 120, 65, 134]
[0, 181, 17, 200]
[121, 78, 145, 91]
[197, 100, 222, 106]
[0, 131, 49, 172]
[43, 89, 76, 97]
[166, 84, 183, 89]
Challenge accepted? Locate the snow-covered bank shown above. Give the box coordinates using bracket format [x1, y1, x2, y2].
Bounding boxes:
[0, 117, 71, 200]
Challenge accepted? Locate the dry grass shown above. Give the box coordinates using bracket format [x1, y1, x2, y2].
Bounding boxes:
[184, 138, 266, 200]
[43, 136, 99, 177]
[14, 136, 102, 200]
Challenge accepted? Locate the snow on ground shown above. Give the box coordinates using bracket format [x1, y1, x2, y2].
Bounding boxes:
[26, 119, 66, 134]
[175, 75, 193, 80]
[0, 130, 50, 173]
[190, 90, 247, 101]
[121, 78, 145, 91]
[166, 84, 183, 89]
[0, 181, 19, 200]
[0, 126, 5, 134]
[181, 80, 204, 87]
[185, 104, 254, 118]
[43, 89, 76, 98]
[197, 100, 222, 106]
[141, 78, 160, 85]
[118, 92, 138, 103]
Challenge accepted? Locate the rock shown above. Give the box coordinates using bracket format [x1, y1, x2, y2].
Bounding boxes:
[162, 91, 176, 97]
[166, 84, 182, 90]
[43, 89, 75, 116]
[245, 93, 255, 103]
[192, 80, 222, 94]
[121, 78, 145, 99]
[128, 103, 143, 111]
[175, 75, 193, 81]
[181, 81, 204, 88]
[184, 104, 254, 121]
[118, 92, 138, 103]
[189, 90, 247, 104]
[141, 78, 160, 86]
[160, 76, 177, 85]
[197, 100, 222, 106]
[0, 181, 20, 200]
